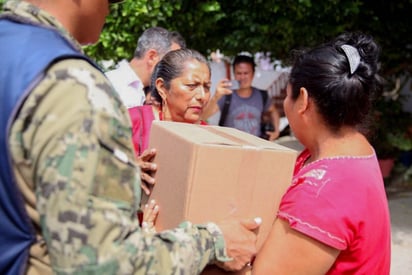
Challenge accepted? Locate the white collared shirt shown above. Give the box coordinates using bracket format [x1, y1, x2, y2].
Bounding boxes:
[106, 60, 146, 108]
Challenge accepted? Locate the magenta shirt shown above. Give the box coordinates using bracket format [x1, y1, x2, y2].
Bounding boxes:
[129, 105, 154, 156]
[278, 149, 391, 274]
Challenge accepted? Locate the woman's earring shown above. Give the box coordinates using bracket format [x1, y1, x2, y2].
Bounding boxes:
[162, 99, 172, 121]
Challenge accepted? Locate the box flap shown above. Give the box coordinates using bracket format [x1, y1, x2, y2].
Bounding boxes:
[152, 121, 296, 152]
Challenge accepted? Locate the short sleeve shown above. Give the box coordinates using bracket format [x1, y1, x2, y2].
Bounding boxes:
[277, 167, 351, 250]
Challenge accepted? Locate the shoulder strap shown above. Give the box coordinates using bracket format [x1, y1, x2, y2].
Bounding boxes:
[218, 94, 232, 126]
[219, 89, 268, 126]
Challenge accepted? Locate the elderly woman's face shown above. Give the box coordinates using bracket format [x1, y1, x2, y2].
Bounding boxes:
[164, 59, 211, 123]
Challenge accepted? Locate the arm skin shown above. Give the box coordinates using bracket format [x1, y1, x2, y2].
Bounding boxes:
[201, 79, 232, 120]
[266, 103, 281, 141]
[252, 218, 340, 275]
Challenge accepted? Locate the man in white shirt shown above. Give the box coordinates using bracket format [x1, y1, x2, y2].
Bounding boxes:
[106, 27, 185, 107]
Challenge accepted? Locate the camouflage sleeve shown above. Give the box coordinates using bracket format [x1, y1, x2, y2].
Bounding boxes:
[14, 58, 230, 274]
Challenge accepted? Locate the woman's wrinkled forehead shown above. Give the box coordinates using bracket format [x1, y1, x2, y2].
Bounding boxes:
[180, 59, 210, 74]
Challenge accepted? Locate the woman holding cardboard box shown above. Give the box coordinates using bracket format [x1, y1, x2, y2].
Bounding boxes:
[132, 48, 212, 230]
[252, 32, 391, 274]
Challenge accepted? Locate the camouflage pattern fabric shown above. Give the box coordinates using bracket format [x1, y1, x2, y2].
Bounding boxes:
[5, 1, 229, 274]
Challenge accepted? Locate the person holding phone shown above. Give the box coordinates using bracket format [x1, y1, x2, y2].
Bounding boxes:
[202, 54, 280, 140]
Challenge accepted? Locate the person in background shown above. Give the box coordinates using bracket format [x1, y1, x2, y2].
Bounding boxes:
[252, 32, 391, 274]
[106, 26, 186, 107]
[145, 30, 187, 107]
[130, 48, 211, 156]
[0, 1, 261, 274]
[170, 30, 187, 53]
[202, 54, 280, 141]
[260, 97, 281, 140]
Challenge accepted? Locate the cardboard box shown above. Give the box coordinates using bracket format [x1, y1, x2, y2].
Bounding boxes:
[144, 121, 297, 274]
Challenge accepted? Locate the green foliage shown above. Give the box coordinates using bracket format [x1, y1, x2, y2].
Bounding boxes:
[82, 0, 412, 79]
[85, 1, 182, 62]
[370, 83, 412, 159]
[1, 0, 411, 76]
[355, 0, 412, 76]
[85, 0, 364, 63]
[211, 0, 361, 62]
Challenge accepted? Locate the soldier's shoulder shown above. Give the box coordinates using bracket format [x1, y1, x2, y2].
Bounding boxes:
[44, 58, 125, 116]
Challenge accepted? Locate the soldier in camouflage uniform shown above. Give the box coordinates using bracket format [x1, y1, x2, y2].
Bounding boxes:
[0, 0, 261, 274]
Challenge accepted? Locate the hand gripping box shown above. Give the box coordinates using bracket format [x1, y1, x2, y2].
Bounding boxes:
[145, 121, 297, 274]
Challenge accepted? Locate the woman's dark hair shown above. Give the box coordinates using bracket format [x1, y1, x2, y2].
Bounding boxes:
[289, 32, 383, 132]
[232, 54, 256, 73]
[151, 48, 210, 104]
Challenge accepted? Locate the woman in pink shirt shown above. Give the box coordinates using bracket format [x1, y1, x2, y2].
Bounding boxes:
[253, 32, 391, 274]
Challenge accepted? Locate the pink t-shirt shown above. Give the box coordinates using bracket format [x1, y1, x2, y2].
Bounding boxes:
[278, 149, 391, 274]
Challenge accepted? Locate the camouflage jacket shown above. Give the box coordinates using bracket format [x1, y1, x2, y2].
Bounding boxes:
[4, 1, 229, 274]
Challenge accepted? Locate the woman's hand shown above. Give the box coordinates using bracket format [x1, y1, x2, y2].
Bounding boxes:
[142, 199, 159, 234]
[136, 148, 157, 195]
